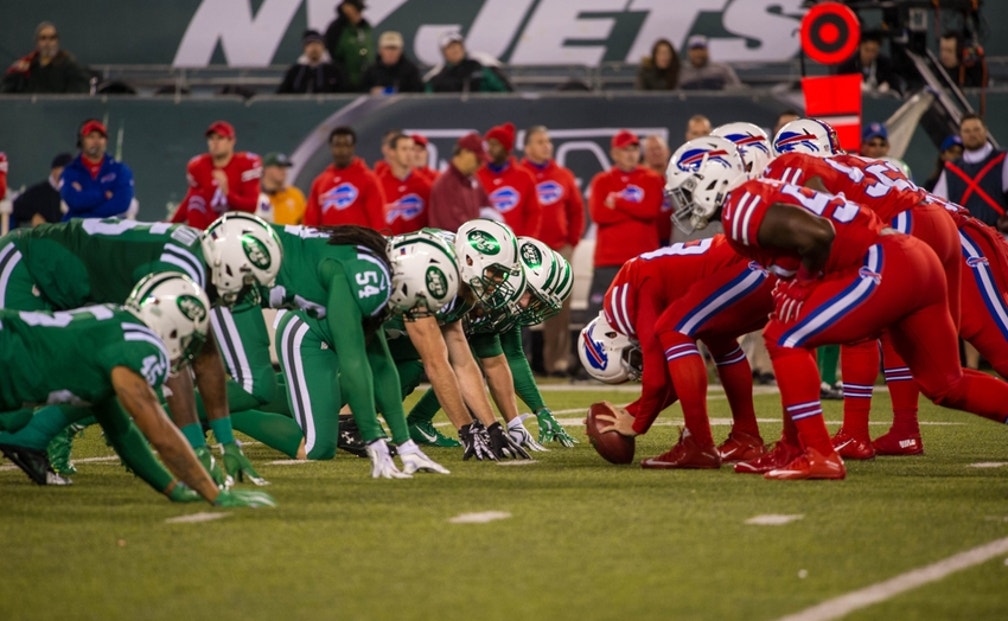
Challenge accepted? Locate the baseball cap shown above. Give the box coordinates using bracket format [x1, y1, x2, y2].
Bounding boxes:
[456, 131, 489, 162]
[50, 152, 73, 169]
[439, 31, 464, 49]
[862, 122, 888, 142]
[80, 120, 107, 138]
[302, 29, 324, 46]
[940, 134, 964, 152]
[206, 120, 235, 140]
[263, 152, 293, 167]
[411, 133, 429, 148]
[378, 31, 404, 48]
[687, 35, 709, 49]
[611, 130, 640, 149]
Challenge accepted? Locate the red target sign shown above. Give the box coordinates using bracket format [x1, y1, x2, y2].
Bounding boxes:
[800, 2, 860, 65]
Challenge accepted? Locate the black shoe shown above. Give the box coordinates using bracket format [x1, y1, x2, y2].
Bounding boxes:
[337, 416, 368, 458]
[0, 444, 72, 485]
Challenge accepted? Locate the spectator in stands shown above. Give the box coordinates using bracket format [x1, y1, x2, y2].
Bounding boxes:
[641, 135, 672, 245]
[934, 113, 1008, 234]
[378, 133, 432, 235]
[361, 31, 423, 94]
[860, 122, 890, 159]
[324, 0, 374, 92]
[428, 132, 491, 232]
[679, 35, 741, 90]
[586, 130, 663, 321]
[477, 122, 541, 237]
[425, 32, 511, 93]
[923, 134, 964, 192]
[258, 152, 306, 225]
[277, 29, 347, 94]
[1, 22, 90, 94]
[519, 125, 585, 377]
[635, 38, 679, 90]
[773, 109, 801, 136]
[372, 128, 402, 178]
[303, 125, 385, 228]
[835, 30, 899, 94]
[938, 31, 986, 88]
[61, 119, 135, 221]
[171, 120, 262, 229]
[685, 114, 712, 140]
[410, 133, 436, 181]
[11, 152, 71, 228]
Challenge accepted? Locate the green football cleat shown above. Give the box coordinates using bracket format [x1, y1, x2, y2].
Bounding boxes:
[408, 420, 462, 447]
[47, 427, 78, 476]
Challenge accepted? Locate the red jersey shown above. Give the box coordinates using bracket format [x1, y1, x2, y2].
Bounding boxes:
[0, 152, 7, 200]
[378, 167, 432, 236]
[723, 178, 886, 277]
[765, 153, 926, 222]
[518, 157, 585, 249]
[172, 151, 262, 229]
[304, 157, 386, 229]
[588, 165, 664, 267]
[476, 156, 542, 237]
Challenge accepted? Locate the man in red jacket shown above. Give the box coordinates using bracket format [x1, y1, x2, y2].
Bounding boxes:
[585, 129, 664, 321]
[172, 121, 262, 230]
[477, 122, 541, 237]
[519, 125, 585, 376]
[378, 132, 432, 235]
[304, 125, 386, 229]
[428, 132, 490, 232]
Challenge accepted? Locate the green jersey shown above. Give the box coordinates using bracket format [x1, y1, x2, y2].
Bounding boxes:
[10, 218, 206, 308]
[0, 305, 170, 410]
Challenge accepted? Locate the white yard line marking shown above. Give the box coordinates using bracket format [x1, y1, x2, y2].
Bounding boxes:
[746, 514, 804, 525]
[969, 462, 1008, 469]
[448, 511, 512, 524]
[267, 459, 309, 465]
[165, 512, 231, 524]
[495, 460, 538, 466]
[773, 536, 1008, 621]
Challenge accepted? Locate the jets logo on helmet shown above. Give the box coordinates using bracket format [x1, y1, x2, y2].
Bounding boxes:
[467, 229, 500, 255]
[243, 235, 272, 271]
[425, 265, 449, 299]
[388, 228, 460, 318]
[176, 294, 208, 323]
[521, 242, 543, 268]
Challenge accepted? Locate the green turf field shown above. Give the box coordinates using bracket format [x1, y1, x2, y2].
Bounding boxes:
[2, 384, 1007, 621]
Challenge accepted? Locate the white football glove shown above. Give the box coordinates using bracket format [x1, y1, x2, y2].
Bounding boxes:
[397, 440, 450, 475]
[507, 414, 548, 452]
[365, 439, 412, 479]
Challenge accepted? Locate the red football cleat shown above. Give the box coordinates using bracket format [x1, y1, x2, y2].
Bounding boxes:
[641, 429, 721, 469]
[831, 428, 876, 460]
[872, 430, 924, 456]
[764, 447, 846, 480]
[734, 440, 802, 474]
[717, 430, 766, 463]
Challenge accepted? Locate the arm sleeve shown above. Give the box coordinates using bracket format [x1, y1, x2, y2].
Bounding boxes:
[226, 160, 262, 213]
[91, 163, 135, 218]
[612, 175, 663, 221]
[324, 268, 380, 435]
[60, 167, 105, 214]
[628, 299, 678, 435]
[303, 179, 321, 226]
[500, 324, 545, 412]
[589, 176, 630, 225]
[366, 330, 409, 444]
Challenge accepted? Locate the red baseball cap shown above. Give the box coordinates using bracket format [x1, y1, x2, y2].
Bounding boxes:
[611, 130, 639, 149]
[410, 133, 429, 148]
[80, 120, 107, 138]
[205, 120, 235, 139]
[456, 131, 489, 163]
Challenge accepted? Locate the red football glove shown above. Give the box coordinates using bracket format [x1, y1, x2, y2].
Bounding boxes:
[772, 277, 817, 324]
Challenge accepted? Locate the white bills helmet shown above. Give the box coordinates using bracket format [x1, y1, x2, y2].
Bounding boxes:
[577, 312, 642, 384]
[712, 122, 773, 178]
[771, 118, 842, 157]
[665, 136, 748, 235]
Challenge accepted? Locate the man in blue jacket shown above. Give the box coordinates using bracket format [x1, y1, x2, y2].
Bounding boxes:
[60, 118, 135, 220]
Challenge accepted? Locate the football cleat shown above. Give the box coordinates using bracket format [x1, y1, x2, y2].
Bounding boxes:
[407, 419, 462, 448]
[764, 446, 846, 480]
[734, 440, 802, 474]
[338, 415, 369, 458]
[640, 429, 721, 469]
[872, 430, 924, 456]
[47, 426, 78, 476]
[831, 428, 876, 460]
[819, 381, 843, 400]
[717, 429, 766, 463]
[1, 444, 73, 486]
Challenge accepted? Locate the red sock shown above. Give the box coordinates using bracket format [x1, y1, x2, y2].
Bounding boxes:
[659, 334, 714, 447]
[839, 340, 879, 442]
[771, 345, 834, 455]
[713, 345, 761, 439]
[881, 337, 920, 435]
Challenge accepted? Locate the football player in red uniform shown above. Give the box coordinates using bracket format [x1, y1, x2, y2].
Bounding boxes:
[665, 135, 1008, 480]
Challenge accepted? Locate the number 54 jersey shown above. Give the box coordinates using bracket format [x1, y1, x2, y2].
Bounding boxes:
[0, 305, 170, 410]
[721, 178, 887, 277]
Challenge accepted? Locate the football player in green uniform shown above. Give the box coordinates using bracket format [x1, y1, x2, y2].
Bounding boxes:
[0, 214, 283, 485]
[0, 273, 275, 507]
[404, 235, 578, 449]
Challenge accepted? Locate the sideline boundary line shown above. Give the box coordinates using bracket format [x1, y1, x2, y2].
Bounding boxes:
[774, 536, 1008, 621]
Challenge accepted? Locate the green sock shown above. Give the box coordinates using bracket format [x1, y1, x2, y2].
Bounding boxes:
[0, 405, 77, 450]
[230, 409, 303, 458]
[208, 417, 236, 446]
[181, 423, 207, 449]
[406, 387, 442, 426]
[817, 344, 840, 385]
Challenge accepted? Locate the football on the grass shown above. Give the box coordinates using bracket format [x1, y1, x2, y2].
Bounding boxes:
[586, 401, 635, 464]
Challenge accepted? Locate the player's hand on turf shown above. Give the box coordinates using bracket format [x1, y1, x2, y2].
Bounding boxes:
[397, 440, 450, 475]
[535, 407, 577, 447]
[195, 445, 231, 489]
[507, 414, 547, 452]
[366, 439, 412, 479]
[487, 421, 531, 460]
[213, 488, 277, 508]
[221, 442, 269, 486]
[166, 481, 202, 503]
[460, 422, 496, 461]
